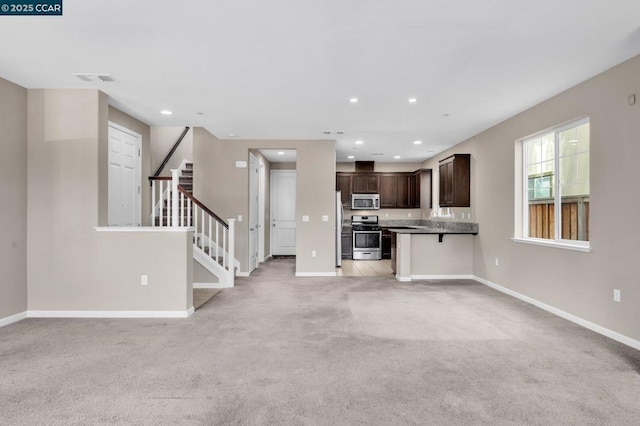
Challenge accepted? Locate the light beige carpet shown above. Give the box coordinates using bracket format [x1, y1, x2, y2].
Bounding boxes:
[193, 288, 220, 309]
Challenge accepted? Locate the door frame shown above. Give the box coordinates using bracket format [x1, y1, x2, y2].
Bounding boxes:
[108, 121, 142, 226]
[249, 152, 259, 272]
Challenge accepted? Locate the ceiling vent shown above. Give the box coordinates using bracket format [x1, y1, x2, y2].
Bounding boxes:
[73, 73, 116, 82]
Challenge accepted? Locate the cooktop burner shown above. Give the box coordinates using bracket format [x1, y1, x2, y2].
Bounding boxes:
[351, 215, 381, 231]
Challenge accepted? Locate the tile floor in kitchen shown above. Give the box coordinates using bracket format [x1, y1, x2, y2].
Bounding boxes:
[336, 259, 394, 277]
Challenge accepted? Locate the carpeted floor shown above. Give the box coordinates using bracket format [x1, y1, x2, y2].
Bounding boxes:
[1, 258, 640, 425]
[193, 289, 220, 310]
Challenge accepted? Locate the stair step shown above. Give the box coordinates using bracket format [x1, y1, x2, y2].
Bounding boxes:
[181, 169, 193, 175]
[185, 163, 193, 169]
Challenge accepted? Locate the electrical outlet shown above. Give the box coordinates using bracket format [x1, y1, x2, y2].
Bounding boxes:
[613, 289, 621, 302]
[495, 258, 499, 267]
[141, 275, 148, 286]
[312, 250, 317, 257]
[237, 215, 243, 222]
[408, 213, 412, 217]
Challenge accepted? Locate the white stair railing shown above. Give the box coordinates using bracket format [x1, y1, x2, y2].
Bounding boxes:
[150, 169, 235, 286]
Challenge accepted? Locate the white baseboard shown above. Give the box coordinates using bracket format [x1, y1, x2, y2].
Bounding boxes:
[27, 307, 195, 319]
[0, 311, 28, 327]
[193, 282, 231, 289]
[236, 271, 250, 277]
[411, 274, 474, 281]
[394, 274, 473, 282]
[473, 275, 640, 351]
[295, 272, 337, 277]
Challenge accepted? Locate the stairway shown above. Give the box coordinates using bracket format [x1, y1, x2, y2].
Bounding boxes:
[149, 161, 236, 287]
[154, 162, 193, 226]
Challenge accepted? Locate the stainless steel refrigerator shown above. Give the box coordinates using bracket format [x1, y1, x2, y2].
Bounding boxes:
[336, 191, 344, 266]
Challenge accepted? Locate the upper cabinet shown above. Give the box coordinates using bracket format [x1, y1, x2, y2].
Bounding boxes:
[438, 154, 470, 207]
[336, 173, 352, 207]
[345, 170, 430, 209]
[352, 174, 379, 193]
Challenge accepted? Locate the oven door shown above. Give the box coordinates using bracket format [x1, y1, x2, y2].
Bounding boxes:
[352, 230, 382, 260]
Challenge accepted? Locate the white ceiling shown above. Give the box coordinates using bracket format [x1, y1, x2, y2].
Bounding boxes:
[2, 1, 640, 162]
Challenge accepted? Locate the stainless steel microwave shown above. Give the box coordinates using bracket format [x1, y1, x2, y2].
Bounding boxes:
[351, 193, 380, 210]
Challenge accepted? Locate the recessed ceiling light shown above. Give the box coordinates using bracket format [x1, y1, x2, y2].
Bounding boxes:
[408, 97, 417, 103]
[372, 153, 384, 156]
[323, 131, 331, 135]
[228, 133, 238, 137]
[443, 113, 450, 117]
[394, 155, 401, 159]
[336, 131, 344, 135]
[347, 155, 355, 159]
[355, 140, 363, 145]
[277, 151, 285, 155]
[160, 110, 172, 115]
[413, 140, 422, 145]
[350, 97, 359, 103]
[196, 112, 204, 115]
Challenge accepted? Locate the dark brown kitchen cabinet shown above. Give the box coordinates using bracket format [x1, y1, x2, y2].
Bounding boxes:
[409, 173, 419, 208]
[352, 174, 379, 193]
[379, 175, 396, 207]
[395, 175, 411, 208]
[382, 228, 392, 259]
[341, 231, 352, 259]
[336, 173, 352, 207]
[336, 169, 432, 209]
[439, 154, 470, 207]
[380, 173, 411, 208]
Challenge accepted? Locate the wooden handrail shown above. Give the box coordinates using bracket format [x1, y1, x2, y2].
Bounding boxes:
[152, 126, 190, 177]
[177, 185, 228, 229]
[148, 176, 172, 181]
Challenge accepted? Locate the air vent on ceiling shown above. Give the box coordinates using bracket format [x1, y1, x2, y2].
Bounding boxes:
[73, 73, 116, 82]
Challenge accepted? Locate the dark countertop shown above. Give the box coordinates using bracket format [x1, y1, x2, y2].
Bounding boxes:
[388, 226, 477, 235]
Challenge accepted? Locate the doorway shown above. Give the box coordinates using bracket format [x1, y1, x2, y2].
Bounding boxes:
[249, 152, 259, 272]
[108, 122, 142, 226]
[270, 170, 296, 256]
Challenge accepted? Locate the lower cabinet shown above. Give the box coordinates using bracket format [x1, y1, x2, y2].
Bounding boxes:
[341, 232, 352, 259]
[382, 229, 392, 259]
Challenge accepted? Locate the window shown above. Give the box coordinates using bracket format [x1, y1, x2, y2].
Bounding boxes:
[517, 118, 590, 250]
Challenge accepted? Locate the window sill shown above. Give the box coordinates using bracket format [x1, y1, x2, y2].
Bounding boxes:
[511, 237, 591, 252]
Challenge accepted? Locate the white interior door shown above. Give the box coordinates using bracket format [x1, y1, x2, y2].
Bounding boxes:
[108, 123, 141, 226]
[249, 153, 259, 272]
[271, 170, 296, 256]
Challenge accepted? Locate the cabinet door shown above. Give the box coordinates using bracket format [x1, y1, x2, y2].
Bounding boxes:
[439, 161, 454, 207]
[352, 174, 379, 193]
[336, 173, 352, 207]
[409, 172, 421, 208]
[395, 175, 411, 208]
[341, 233, 352, 259]
[379, 175, 396, 207]
[382, 230, 392, 259]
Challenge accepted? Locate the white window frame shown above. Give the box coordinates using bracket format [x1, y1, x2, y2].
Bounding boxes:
[512, 117, 591, 252]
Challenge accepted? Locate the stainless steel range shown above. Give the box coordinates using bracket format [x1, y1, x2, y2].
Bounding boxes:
[351, 215, 382, 260]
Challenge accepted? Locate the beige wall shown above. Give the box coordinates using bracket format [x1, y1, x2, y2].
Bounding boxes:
[0, 77, 28, 320]
[193, 128, 336, 274]
[151, 126, 193, 176]
[422, 54, 640, 341]
[108, 107, 152, 225]
[27, 89, 192, 312]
